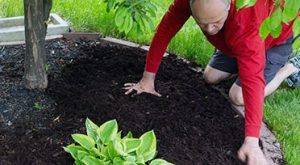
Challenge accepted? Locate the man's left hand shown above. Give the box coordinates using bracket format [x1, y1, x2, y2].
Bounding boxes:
[238, 137, 268, 165]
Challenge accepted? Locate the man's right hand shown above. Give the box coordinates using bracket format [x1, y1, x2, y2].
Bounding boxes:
[123, 71, 161, 97]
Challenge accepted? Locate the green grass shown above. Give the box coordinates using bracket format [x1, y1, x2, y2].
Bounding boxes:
[0, 1, 299, 164]
[0, 0, 23, 17]
[264, 85, 300, 165]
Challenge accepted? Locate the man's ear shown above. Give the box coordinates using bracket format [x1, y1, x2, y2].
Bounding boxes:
[226, 0, 231, 11]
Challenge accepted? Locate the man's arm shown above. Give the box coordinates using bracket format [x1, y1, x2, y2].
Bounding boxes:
[124, 0, 191, 96]
[226, 3, 267, 138]
[145, 0, 192, 73]
[225, 4, 269, 163]
[236, 41, 265, 138]
[235, 40, 266, 163]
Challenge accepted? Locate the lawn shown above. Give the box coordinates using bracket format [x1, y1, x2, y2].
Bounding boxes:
[0, 0, 299, 164]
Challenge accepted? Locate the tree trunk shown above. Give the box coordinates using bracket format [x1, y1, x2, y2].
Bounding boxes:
[23, 0, 52, 89]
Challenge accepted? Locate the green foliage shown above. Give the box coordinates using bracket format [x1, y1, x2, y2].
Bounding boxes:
[194, 0, 300, 52]
[103, 0, 157, 34]
[33, 102, 44, 110]
[236, 0, 300, 52]
[259, 17, 271, 40]
[150, 159, 172, 165]
[64, 118, 173, 165]
[282, 0, 300, 24]
[236, 0, 256, 9]
[292, 17, 300, 52]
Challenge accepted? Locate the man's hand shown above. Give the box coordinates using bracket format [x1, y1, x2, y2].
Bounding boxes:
[238, 137, 268, 165]
[123, 71, 161, 97]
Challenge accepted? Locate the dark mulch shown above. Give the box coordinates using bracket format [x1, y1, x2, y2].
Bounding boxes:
[0, 38, 245, 165]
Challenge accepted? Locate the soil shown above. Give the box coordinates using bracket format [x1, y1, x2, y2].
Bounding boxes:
[0, 38, 245, 165]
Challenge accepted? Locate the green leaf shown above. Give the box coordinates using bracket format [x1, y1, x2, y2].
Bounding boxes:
[106, 1, 115, 13]
[143, 150, 157, 162]
[134, 12, 141, 22]
[125, 131, 133, 139]
[113, 157, 124, 165]
[126, 16, 134, 34]
[293, 17, 300, 37]
[145, 2, 157, 17]
[63, 144, 86, 160]
[246, 0, 256, 7]
[122, 138, 141, 153]
[124, 161, 137, 165]
[72, 134, 95, 150]
[108, 141, 119, 159]
[270, 7, 282, 28]
[148, 19, 155, 32]
[97, 119, 118, 145]
[125, 155, 136, 162]
[282, 0, 300, 23]
[136, 155, 145, 164]
[236, 0, 249, 10]
[117, 131, 122, 140]
[292, 37, 300, 53]
[75, 160, 84, 165]
[259, 17, 271, 40]
[140, 17, 149, 32]
[144, 15, 155, 32]
[101, 146, 111, 159]
[122, 14, 134, 34]
[150, 159, 174, 165]
[115, 8, 127, 28]
[270, 24, 282, 38]
[85, 118, 99, 142]
[137, 16, 146, 32]
[91, 148, 106, 160]
[113, 139, 127, 156]
[77, 150, 89, 160]
[136, 130, 157, 162]
[81, 156, 102, 165]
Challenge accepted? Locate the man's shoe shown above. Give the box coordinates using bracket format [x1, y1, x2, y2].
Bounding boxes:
[286, 54, 300, 88]
[287, 71, 300, 88]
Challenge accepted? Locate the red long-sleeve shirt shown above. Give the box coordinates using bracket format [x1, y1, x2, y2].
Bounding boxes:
[145, 0, 294, 137]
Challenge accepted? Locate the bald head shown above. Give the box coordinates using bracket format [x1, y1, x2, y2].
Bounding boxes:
[190, 0, 229, 19]
[190, 0, 229, 7]
[190, 0, 230, 35]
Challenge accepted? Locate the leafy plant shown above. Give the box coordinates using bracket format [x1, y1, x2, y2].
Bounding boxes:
[33, 102, 44, 110]
[236, 0, 300, 52]
[64, 118, 173, 165]
[103, 0, 157, 34]
[45, 64, 50, 72]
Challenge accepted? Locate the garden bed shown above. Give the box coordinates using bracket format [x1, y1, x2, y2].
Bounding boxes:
[0, 37, 266, 164]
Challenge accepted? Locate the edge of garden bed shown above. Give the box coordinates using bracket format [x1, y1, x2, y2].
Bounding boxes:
[0, 35, 63, 46]
[212, 86, 283, 165]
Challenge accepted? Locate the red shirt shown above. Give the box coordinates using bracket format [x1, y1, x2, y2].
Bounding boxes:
[145, 0, 294, 137]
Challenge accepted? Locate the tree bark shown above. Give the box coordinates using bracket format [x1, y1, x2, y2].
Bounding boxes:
[23, 0, 52, 89]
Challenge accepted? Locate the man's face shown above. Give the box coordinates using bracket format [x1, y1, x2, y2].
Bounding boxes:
[191, 0, 230, 35]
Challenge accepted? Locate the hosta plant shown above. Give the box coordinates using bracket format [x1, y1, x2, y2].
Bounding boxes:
[64, 118, 173, 165]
